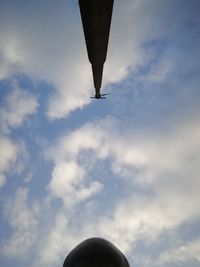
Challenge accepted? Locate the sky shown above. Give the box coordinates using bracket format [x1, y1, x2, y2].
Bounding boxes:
[0, 0, 200, 267]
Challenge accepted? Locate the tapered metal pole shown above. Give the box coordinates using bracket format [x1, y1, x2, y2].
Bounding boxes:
[78, 0, 114, 97]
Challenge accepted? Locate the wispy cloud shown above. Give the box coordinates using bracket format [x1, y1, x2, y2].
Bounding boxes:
[0, 137, 27, 188]
[0, 81, 38, 133]
[45, 111, 200, 251]
[1, 187, 40, 257]
[49, 161, 103, 207]
[157, 240, 200, 265]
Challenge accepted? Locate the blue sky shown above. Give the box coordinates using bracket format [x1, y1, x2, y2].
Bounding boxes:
[0, 1, 200, 267]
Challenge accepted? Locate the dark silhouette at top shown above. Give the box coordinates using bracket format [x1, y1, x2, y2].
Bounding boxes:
[63, 237, 130, 267]
[78, 0, 114, 99]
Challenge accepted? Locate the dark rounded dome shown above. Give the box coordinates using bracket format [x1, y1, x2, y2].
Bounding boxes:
[63, 238, 130, 267]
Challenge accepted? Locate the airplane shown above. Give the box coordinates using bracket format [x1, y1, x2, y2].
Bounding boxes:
[90, 93, 109, 99]
[78, 0, 114, 99]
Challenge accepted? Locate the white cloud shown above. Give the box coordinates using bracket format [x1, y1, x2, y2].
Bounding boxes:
[104, 0, 193, 84]
[47, 114, 200, 183]
[37, 213, 69, 266]
[45, 112, 200, 253]
[157, 239, 200, 265]
[0, 137, 16, 187]
[49, 161, 103, 207]
[0, 81, 36, 188]
[35, 212, 80, 267]
[0, 81, 38, 133]
[0, 138, 16, 168]
[0, 37, 24, 80]
[1, 187, 40, 257]
[0, 0, 91, 118]
[93, 118, 200, 252]
[0, 174, 6, 188]
[141, 57, 173, 83]
[0, 137, 28, 188]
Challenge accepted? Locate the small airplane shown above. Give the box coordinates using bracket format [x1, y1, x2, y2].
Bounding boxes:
[90, 93, 109, 99]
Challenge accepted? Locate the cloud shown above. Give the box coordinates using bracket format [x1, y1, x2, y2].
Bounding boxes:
[0, 174, 6, 188]
[35, 211, 82, 267]
[0, 81, 38, 133]
[0, 138, 16, 184]
[0, 0, 91, 118]
[93, 118, 200, 252]
[0, 137, 27, 188]
[0, 81, 34, 188]
[1, 187, 40, 257]
[49, 161, 103, 207]
[0, 36, 24, 80]
[45, 110, 200, 254]
[47, 112, 200, 183]
[157, 240, 200, 265]
[37, 212, 69, 266]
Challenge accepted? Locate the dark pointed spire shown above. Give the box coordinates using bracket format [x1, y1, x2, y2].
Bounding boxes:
[79, 0, 114, 96]
[92, 62, 103, 94]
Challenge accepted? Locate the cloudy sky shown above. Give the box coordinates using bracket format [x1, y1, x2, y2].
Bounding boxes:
[0, 0, 200, 267]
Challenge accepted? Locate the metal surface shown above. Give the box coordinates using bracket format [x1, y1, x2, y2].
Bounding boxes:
[78, 0, 114, 97]
[63, 237, 130, 267]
